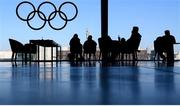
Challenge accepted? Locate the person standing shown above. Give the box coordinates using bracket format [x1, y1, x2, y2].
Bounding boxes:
[162, 30, 176, 65]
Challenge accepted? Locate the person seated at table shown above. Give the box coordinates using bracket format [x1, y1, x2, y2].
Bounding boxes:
[69, 34, 83, 61]
[162, 30, 176, 65]
[83, 35, 97, 60]
[126, 26, 142, 60]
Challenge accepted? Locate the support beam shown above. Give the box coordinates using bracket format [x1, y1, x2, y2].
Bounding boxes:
[101, 0, 108, 37]
[100, 0, 109, 61]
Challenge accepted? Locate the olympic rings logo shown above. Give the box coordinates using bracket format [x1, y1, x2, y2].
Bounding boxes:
[16, 1, 78, 30]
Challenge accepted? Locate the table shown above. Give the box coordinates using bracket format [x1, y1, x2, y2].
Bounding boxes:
[30, 39, 61, 62]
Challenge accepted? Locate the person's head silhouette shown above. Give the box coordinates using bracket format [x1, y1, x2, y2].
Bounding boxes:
[88, 35, 92, 40]
[121, 38, 126, 42]
[73, 33, 78, 38]
[165, 30, 170, 36]
[132, 26, 139, 33]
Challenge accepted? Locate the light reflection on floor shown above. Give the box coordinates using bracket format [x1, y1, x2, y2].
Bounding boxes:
[0, 61, 180, 104]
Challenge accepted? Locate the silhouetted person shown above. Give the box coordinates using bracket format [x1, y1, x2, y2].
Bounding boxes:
[154, 36, 166, 62]
[127, 26, 142, 60]
[69, 34, 83, 61]
[162, 30, 176, 65]
[98, 35, 112, 61]
[83, 35, 97, 60]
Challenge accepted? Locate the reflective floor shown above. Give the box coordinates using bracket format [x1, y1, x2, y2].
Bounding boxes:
[0, 61, 180, 105]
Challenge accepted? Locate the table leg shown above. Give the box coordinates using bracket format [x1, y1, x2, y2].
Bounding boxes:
[51, 47, 53, 62]
[30, 52, 31, 64]
[25, 53, 27, 62]
[59, 46, 61, 62]
[38, 45, 40, 62]
[44, 46, 46, 62]
[56, 47, 58, 62]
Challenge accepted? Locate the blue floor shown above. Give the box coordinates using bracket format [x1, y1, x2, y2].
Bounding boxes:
[0, 61, 180, 105]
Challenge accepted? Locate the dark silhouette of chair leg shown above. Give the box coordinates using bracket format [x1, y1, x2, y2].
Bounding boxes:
[25, 53, 27, 64]
[29, 53, 32, 64]
[11, 52, 15, 61]
[93, 53, 96, 60]
[15, 53, 17, 62]
[21, 53, 24, 62]
[99, 52, 102, 61]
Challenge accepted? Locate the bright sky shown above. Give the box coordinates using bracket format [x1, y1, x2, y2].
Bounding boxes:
[0, 0, 180, 51]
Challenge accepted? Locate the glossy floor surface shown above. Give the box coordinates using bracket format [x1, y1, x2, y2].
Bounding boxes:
[0, 61, 180, 105]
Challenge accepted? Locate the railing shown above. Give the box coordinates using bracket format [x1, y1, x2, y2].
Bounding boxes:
[0, 49, 180, 61]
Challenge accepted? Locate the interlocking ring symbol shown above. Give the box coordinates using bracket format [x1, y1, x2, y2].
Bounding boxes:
[16, 1, 78, 30]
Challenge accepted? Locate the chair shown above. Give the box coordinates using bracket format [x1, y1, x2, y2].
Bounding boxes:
[153, 37, 166, 62]
[70, 43, 83, 61]
[24, 43, 37, 62]
[9, 39, 37, 62]
[98, 37, 112, 61]
[9, 39, 24, 62]
[124, 37, 141, 61]
[83, 46, 96, 60]
[83, 41, 97, 60]
[111, 40, 121, 61]
[154, 39, 161, 61]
